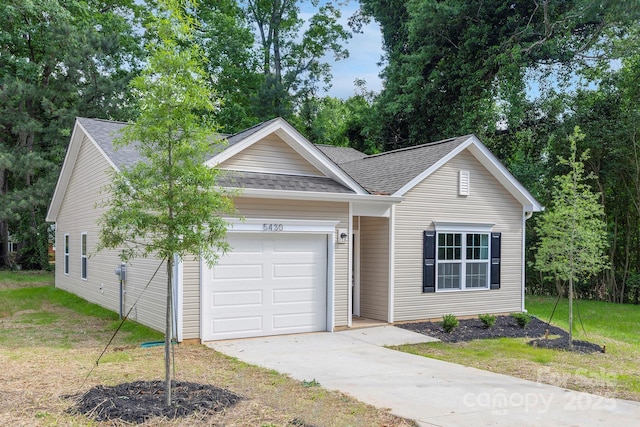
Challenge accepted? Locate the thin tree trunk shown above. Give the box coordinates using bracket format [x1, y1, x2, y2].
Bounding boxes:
[0, 168, 10, 268]
[569, 275, 573, 350]
[165, 257, 173, 406]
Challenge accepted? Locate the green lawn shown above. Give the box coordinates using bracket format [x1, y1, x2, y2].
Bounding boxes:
[396, 296, 640, 401]
[0, 280, 164, 347]
[0, 275, 412, 426]
[526, 295, 640, 345]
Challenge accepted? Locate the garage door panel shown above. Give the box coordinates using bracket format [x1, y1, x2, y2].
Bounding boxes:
[213, 264, 263, 280]
[213, 290, 263, 307]
[202, 233, 328, 341]
[272, 287, 318, 303]
[273, 313, 321, 329]
[273, 263, 321, 278]
[273, 236, 323, 252]
[212, 316, 262, 335]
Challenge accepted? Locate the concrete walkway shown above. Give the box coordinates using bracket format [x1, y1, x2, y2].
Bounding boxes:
[207, 326, 640, 427]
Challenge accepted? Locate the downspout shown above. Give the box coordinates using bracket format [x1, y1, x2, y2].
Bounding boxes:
[522, 210, 534, 312]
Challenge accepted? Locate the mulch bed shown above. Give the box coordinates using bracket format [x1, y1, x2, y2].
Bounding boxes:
[66, 380, 242, 423]
[398, 315, 604, 353]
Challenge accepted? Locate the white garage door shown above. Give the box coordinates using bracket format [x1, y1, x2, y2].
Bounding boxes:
[202, 233, 328, 341]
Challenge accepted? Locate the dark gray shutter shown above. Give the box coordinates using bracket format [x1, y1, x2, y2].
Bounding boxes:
[490, 232, 501, 289]
[423, 231, 436, 293]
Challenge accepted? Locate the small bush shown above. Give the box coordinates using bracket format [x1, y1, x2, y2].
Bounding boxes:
[478, 313, 496, 329]
[510, 312, 532, 328]
[442, 314, 459, 333]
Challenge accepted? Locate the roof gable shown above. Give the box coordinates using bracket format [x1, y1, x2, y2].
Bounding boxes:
[46, 118, 123, 222]
[339, 134, 542, 211]
[219, 136, 324, 177]
[207, 117, 367, 195]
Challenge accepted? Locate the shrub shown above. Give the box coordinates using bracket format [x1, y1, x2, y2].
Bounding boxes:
[442, 314, 459, 333]
[511, 312, 532, 328]
[478, 313, 496, 329]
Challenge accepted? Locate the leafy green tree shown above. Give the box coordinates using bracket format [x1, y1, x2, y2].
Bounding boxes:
[97, 0, 235, 405]
[0, 0, 143, 269]
[196, 0, 262, 133]
[359, 0, 639, 150]
[243, 0, 350, 120]
[535, 127, 608, 348]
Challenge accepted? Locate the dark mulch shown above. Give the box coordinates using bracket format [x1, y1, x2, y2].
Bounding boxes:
[398, 315, 603, 353]
[66, 380, 242, 423]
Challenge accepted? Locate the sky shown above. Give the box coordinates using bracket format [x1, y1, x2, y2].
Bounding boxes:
[299, 1, 385, 99]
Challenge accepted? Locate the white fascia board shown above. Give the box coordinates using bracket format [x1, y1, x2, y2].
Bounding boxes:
[207, 118, 368, 195]
[352, 200, 392, 217]
[46, 121, 83, 222]
[224, 218, 340, 233]
[228, 187, 403, 205]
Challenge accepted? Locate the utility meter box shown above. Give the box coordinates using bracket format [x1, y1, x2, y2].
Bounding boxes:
[115, 263, 127, 281]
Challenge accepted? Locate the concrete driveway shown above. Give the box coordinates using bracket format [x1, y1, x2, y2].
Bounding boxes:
[207, 326, 640, 427]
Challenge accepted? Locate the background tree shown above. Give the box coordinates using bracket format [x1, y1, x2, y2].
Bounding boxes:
[242, 0, 351, 120]
[0, 0, 143, 269]
[196, 0, 261, 133]
[535, 127, 608, 348]
[358, 0, 639, 150]
[97, 0, 235, 406]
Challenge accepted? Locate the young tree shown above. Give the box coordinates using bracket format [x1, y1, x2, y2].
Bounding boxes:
[97, 0, 235, 406]
[535, 127, 608, 348]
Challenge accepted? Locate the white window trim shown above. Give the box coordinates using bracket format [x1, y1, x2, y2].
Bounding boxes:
[64, 233, 70, 275]
[434, 223, 493, 292]
[80, 232, 88, 280]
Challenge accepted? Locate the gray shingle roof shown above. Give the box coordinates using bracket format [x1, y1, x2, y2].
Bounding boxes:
[76, 117, 354, 194]
[217, 171, 355, 193]
[76, 117, 471, 197]
[338, 136, 471, 194]
[76, 117, 142, 169]
[315, 145, 368, 164]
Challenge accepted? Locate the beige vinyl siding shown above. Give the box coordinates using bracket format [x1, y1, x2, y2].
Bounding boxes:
[54, 134, 168, 334]
[219, 136, 324, 176]
[359, 217, 389, 321]
[234, 197, 349, 327]
[181, 257, 201, 339]
[393, 149, 524, 321]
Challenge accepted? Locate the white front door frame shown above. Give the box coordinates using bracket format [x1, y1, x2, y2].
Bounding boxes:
[352, 229, 361, 317]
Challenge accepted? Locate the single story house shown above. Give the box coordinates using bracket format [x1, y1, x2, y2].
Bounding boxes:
[46, 117, 542, 342]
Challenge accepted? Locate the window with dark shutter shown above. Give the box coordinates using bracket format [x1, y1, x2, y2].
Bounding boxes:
[424, 225, 501, 292]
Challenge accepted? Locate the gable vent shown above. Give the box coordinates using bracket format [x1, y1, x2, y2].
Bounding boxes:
[459, 170, 470, 196]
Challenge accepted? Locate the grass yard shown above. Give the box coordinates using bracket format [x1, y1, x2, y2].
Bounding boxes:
[0, 272, 413, 427]
[394, 295, 640, 401]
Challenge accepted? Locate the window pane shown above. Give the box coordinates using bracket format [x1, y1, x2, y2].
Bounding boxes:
[81, 234, 87, 256]
[466, 233, 488, 260]
[438, 233, 461, 260]
[466, 262, 488, 288]
[438, 263, 461, 289]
